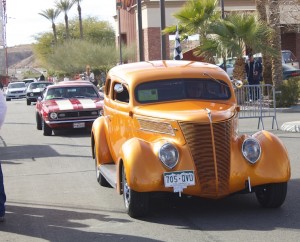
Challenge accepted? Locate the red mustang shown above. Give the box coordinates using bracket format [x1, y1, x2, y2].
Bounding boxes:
[36, 80, 103, 136]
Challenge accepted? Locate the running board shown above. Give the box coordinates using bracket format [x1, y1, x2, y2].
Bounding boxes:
[99, 164, 117, 188]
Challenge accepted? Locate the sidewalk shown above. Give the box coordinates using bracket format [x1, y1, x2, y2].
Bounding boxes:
[239, 103, 300, 133]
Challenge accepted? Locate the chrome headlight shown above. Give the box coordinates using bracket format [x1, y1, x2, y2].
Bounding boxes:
[50, 112, 58, 119]
[158, 143, 179, 169]
[242, 138, 261, 164]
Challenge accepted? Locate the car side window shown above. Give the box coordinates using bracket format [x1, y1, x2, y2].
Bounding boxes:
[113, 83, 129, 103]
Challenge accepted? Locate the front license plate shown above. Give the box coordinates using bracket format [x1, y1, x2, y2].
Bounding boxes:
[73, 122, 85, 128]
[164, 170, 195, 188]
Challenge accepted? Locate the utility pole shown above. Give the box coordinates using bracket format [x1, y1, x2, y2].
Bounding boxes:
[137, 0, 144, 61]
[117, 1, 123, 64]
[160, 0, 166, 60]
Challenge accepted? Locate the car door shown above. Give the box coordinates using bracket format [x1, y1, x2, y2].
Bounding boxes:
[106, 81, 132, 161]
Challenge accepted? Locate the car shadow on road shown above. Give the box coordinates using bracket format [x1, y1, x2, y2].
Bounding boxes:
[141, 178, 300, 231]
[0, 144, 91, 163]
[0, 203, 162, 242]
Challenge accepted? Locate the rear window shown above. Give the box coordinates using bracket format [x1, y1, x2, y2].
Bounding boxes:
[135, 78, 231, 103]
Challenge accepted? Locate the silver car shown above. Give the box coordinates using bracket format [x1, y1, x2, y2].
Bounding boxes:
[5, 82, 27, 101]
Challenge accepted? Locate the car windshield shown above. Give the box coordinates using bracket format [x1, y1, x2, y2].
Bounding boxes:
[9, 83, 26, 88]
[45, 86, 100, 100]
[29, 82, 52, 90]
[135, 78, 231, 103]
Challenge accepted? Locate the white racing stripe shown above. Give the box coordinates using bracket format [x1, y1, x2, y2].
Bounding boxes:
[56, 100, 74, 110]
[79, 99, 96, 109]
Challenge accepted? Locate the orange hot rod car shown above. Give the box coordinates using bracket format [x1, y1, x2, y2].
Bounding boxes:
[91, 60, 290, 218]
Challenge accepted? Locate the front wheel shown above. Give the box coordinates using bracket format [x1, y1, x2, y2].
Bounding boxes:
[255, 182, 287, 208]
[42, 120, 52, 136]
[26, 99, 31, 105]
[122, 165, 149, 218]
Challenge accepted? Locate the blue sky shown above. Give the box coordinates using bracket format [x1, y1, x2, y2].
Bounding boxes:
[6, 0, 116, 46]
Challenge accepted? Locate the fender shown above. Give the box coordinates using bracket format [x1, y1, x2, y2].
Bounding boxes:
[91, 116, 113, 164]
[118, 138, 166, 193]
[230, 130, 291, 192]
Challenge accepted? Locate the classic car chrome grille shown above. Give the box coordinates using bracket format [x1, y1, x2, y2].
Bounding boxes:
[138, 119, 175, 136]
[179, 118, 232, 197]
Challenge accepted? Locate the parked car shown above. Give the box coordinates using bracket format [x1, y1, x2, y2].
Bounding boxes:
[36, 80, 103, 136]
[281, 50, 299, 68]
[91, 60, 291, 218]
[282, 63, 300, 80]
[26, 81, 53, 105]
[5, 81, 27, 101]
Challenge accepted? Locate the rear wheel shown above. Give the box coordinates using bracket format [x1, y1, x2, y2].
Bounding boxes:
[122, 165, 149, 218]
[36, 113, 42, 130]
[94, 146, 110, 187]
[255, 182, 287, 208]
[42, 120, 52, 136]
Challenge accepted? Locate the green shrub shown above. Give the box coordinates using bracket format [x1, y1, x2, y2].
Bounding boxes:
[275, 77, 300, 107]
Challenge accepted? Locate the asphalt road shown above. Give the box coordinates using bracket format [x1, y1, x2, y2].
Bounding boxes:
[0, 99, 299, 242]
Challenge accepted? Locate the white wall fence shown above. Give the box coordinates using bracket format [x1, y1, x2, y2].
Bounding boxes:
[235, 84, 278, 130]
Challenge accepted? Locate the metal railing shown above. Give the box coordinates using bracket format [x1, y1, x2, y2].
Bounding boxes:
[235, 84, 278, 130]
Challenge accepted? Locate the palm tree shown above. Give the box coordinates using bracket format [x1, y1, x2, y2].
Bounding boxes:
[255, 0, 273, 85]
[200, 13, 276, 81]
[163, 0, 220, 63]
[39, 8, 61, 44]
[73, 0, 84, 39]
[55, 0, 75, 40]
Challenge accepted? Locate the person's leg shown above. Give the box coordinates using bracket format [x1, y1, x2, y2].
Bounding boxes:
[0, 162, 6, 219]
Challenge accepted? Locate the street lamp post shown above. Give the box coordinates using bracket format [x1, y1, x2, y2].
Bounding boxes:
[137, 0, 144, 61]
[160, 0, 166, 60]
[117, 1, 123, 64]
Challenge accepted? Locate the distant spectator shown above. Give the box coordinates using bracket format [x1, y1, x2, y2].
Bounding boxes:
[39, 74, 45, 81]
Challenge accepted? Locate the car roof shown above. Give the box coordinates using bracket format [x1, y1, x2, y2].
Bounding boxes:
[107, 60, 229, 87]
[9, 81, 26, 85]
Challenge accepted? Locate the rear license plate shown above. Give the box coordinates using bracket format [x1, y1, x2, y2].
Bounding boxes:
[73, 122, 85, 128]
[164, 170, 195, 188]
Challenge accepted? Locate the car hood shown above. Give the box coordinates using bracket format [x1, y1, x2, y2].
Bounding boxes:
[28, 87, 45, 93]
[134, 101, 236, 122]
[43, 98, 103, 112]
[7, 87, 26, 92]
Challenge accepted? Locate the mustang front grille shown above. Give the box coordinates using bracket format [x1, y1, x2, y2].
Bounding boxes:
[179, 118, 232, 197]
[55, 110, 99, 119]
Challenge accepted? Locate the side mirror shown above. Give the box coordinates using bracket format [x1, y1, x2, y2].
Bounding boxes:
[114, 83, 124, 93]
[232, 79, 243, 88]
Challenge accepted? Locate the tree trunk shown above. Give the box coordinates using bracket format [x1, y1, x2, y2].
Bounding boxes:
[78, 4, 83, 39]
[65, 14, 69, 39]
[52, 23, 58, 44]
[268, 0, 283, 87]
[232, 57, 246, 81]
[256, 0, 273, 85]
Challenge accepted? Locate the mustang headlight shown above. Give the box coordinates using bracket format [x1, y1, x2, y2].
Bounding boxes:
[50, 112, 58, 119]
[242, 138, 261, 164]
[158, 142, 179, 169]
